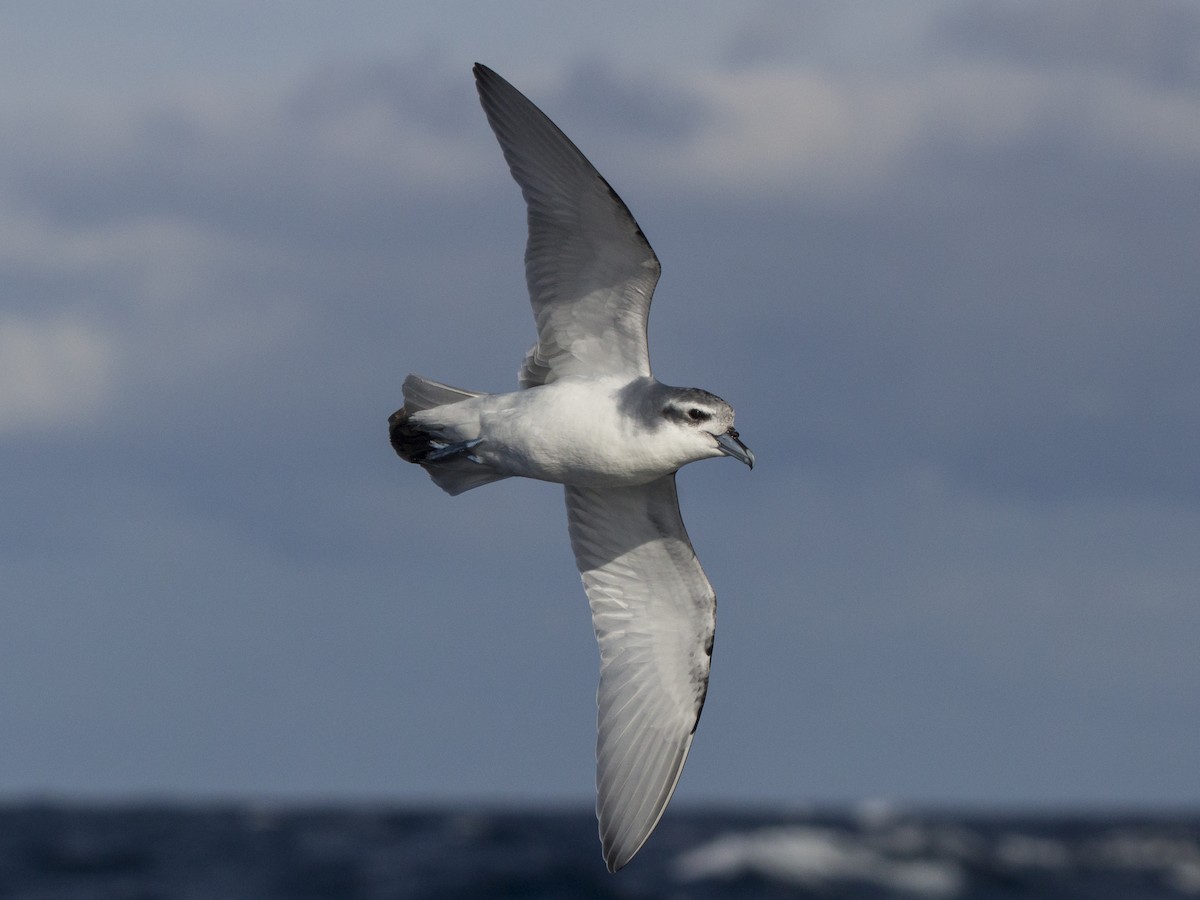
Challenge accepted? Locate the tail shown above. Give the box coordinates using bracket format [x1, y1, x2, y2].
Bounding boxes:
[388, 375, 509, 496]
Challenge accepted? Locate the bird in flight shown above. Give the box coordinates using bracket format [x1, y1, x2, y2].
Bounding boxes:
[389, 63, 753, 871]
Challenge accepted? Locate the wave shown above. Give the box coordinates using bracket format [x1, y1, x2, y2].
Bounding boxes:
[674, 813, 1200, 898]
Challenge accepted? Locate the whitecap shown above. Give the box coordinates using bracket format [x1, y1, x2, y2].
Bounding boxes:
[674, 825, 964, 898]
[994, 833, 1072, 869]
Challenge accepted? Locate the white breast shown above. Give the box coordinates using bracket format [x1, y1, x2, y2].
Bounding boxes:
[475, 379, 695, 487]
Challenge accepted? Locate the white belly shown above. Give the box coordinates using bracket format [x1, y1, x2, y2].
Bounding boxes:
[474, 378, 687, 487]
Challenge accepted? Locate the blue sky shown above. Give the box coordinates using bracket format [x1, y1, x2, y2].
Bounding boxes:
[3, 1, 1198, 809]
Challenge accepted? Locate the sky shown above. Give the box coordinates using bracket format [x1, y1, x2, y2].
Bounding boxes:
[2, 1, 1198, 811]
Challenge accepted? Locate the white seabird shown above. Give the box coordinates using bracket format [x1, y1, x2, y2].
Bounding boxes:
[389, 63, 754, 871]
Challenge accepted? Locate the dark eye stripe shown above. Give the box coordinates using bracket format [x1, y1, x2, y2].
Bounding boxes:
[661, 404, 714, 424]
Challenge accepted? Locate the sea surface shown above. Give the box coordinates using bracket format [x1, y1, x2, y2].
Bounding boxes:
[1, 802, 1197, 899]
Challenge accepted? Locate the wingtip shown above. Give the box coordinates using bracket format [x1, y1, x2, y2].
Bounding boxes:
[602, 840, 632, 873]
[473, 62, 507, 105]
[600, 830, 649, 873]
[597, 813, 662, 873]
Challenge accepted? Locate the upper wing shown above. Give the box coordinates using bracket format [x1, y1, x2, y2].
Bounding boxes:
[564, 475, 716, 871]
[474, 63, 661, 387]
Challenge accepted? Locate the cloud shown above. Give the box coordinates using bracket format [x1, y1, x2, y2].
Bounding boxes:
[662, 59, 1200, 202]
[4, 19, 1198, 508]
[935, 0, 1200, 88]
[0, 315, 114, 434]
[2, 5, 1198, 804]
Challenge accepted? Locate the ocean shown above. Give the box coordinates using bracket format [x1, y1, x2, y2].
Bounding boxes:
[1, 802, 1197, 899]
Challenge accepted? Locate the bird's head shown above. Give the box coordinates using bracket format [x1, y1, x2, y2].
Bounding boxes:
[660, 389, 754, 469]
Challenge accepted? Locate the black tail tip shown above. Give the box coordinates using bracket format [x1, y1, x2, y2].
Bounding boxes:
[388, 406, 413, 459]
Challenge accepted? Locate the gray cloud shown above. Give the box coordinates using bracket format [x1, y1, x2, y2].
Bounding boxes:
[3, 4, 1198, 806]
[555, 57, 711, 142]
[936, 0, 1200, 88]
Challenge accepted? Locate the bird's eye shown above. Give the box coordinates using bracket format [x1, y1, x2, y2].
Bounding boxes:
[688, 408, 708, 421]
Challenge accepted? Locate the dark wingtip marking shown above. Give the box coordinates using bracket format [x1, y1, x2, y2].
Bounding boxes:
[691, 679, 710, 735]
[600, 176, 650, 244]
[691, 631, 715, 734]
